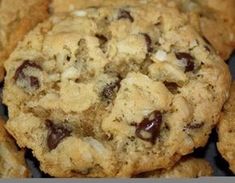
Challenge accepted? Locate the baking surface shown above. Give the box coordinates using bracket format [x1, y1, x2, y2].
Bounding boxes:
[0, 54, 234, 177]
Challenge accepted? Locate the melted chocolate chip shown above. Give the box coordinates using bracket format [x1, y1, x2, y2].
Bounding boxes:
[175, 52, 195, 72]
[118, 9, 134, 22]
[46, 120, 71, 150]
[14, 60, 42, 91]
[14, 60, 42, 80]
[135, 111, 162, 144]
[164, 81, 179, 93]
[141, 33, 153, 52]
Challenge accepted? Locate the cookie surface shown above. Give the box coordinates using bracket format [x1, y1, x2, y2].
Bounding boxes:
[4, 3, 230, 177]
[51, 0, 235, 60]
[0, 118, 29, 178]
[0, 0, 50, 81]
[139, 157, 213, 178]
[217, 82, 235, 174]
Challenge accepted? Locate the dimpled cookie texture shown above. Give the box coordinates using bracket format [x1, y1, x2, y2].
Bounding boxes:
[3, 3, 231, 177]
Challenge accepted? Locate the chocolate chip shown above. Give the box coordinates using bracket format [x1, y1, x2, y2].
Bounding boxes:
[175, 52, 195, 72]
[95, 34, 108, 53]
[154, 22, 161, 26]
[164, 81, 179, 94]
[95, 34, 108, 44]
[118, 9, 134, 22]
[101, 80, 121, 101]
[46, 120, 71, 150]
[29, 76, 40, 89]
[14, 60, 42, 91]
[66, 55, 71, 61]
[135, 111, 162, 144]
[185, 122, 204, 129]
[14, 60, 42, 80]
[141, 33, 153, 52]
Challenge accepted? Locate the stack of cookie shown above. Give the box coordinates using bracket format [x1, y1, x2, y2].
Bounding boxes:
[0, 0, 234, 178]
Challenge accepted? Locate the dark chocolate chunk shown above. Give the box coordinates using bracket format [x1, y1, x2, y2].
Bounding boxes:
[135, 111, 162, 144]
[164, 81, 179, 93]
[141, 33, 153, 52]
[118, 9, 134, 22]
[46, 120, 72, 150]
[175, 52, 195, 72]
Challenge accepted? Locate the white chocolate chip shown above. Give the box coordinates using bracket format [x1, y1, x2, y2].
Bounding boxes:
[84, 137, 108, 155]
[154, 50, 167, 62]
[73, 10, 87, 17]
[62, 67, 80, 80]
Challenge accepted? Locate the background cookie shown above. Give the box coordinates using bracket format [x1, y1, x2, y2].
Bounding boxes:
[0, 118, 29, 178]
[51, 0, 235, 60]
[217, 82, 235, 174]
[138, 157, 213, 178]
[4, 3, 230, 177]
[0, 0, 50, 81]
[176, 0, 235, 60]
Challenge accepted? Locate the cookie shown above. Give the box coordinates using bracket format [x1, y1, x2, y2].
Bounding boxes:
[217, 82, 235, 174]
[51, 0, 235, 60]
[0, 0, 50, 81]
[175, 0, 235, 60]
[138, 157, 213, 178]
[0, 118, 29, 178]
[3, 3, 230, 177]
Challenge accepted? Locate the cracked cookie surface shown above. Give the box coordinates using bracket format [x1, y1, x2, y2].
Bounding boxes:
[3, 3, 231, 177]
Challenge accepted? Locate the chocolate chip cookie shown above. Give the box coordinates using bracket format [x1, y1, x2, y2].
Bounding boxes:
[139, 157, 213, 178]
[3, 3, 231, 177]
[0, 118, 29, 177]
[0, 0, 50, 81]
[51, 0, 235, 60]
[175, 0, 235, 60]
[217, 82, 235, 174]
